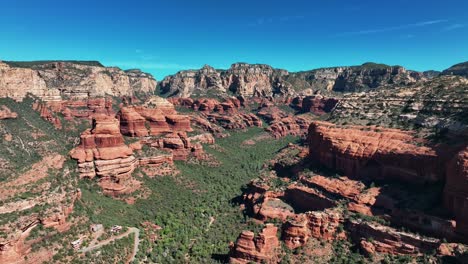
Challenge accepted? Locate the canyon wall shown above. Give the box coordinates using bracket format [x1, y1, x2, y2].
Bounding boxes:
[160, 62, 426, 97]
[0, 61, 156, 101]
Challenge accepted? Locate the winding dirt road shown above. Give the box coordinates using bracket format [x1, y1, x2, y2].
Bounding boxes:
[79, 227, 140, 263]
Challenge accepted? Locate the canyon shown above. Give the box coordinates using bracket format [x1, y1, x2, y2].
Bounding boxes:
[0, 59, 467, 263]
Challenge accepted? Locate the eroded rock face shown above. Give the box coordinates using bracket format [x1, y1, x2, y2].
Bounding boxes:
[348, 220, 440, 255]
[307, 121, 442, 183]
[0, 106, 18, 120]
[118, 97, 192, 137]
[160, 62, 425, 97]
[141, 132, 204, 160]
[0, 61, 156, 101]
[69, 115, 137, 194]
[291, 95, 339, 114]
[282, 209, 344, 249]
[229, 224, 280, 264]
[444, 146, 468, 241]
[161, 63, 291, 98]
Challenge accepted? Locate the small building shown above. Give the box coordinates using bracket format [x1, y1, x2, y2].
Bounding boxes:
[90, 224, 103, 233]
[110, 225, 122, 233]
[71, 238, 82, 250]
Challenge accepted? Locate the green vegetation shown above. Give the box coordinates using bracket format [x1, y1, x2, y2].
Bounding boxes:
[0, 97, 71, 180]
[75, 127, 298, 262]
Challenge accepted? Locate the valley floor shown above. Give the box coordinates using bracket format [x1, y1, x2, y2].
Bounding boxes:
[72, 128, 298, 263]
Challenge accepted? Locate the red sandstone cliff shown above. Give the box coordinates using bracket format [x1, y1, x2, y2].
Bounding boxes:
[229, 224, 280, 264]
[307, 121, 442, 183]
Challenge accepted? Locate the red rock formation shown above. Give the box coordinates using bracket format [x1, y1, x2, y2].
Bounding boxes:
[307, 121, 442, 184]
[206, 113, 262, 130]
[347, 219, 440, 255]
[0, 106, 18, 120]
[118, 103, 192, 137]
[141, 132, 205, 160]
[32, 98, 115, 128]
[267, 116, 312, 138]
[282, 209, 344, 249]
[285, 184, 337, 212]
[41, 189, 81, 232]
[190, 115, 226, 137]
[70, 115, 137, 194]
[229, 224, 280, 264]
[444, 146, 468, 241]
[292, 95, 339, 114]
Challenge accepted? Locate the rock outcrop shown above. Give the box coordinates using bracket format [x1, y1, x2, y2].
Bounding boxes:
[160, 62, 426, 97]
[229, 224, 280, 264]
[347, 220, 440, 255]
[0, 106, 18, 120]
[444, 146, 468, 241]
[118, 97, 192, 137]
[307, 121, 442, 183]
[282, 209, 344, 249]
[69, 115, 138, 194]
[291, 95, 339, 114]
[170, 97, 262, 130]
[0, 61, 156, 101]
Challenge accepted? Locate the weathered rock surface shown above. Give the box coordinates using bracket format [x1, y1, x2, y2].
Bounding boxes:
[291, 95, 339, 114]
[348, 219, 440, 255]
[69, 115, 137, 194]
[171, 97, 262, 130]
[32, 98, 115, 127]
[0, 106, 18, 120]
[229, 224, 280, 264]
[118, 97, 192, 137]
[307, 121, 442, 183]
[444, 146, 468, 241]
[282, 209, 344, 249]
[160, 62, 426, 97]
[0, 61, 156, 101]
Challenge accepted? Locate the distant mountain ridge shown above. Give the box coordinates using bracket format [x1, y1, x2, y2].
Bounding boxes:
[0, 60, 156, 101]
[160, 62, 466, 98]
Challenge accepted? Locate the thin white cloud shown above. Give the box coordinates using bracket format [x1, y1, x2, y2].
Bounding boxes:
[443, 23, 465, 31]
[332, 19, 448, 37]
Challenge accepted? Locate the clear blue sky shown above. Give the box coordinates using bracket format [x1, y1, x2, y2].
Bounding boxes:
[1, 0, 467, 79]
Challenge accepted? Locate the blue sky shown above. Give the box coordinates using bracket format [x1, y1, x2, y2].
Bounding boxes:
[1, 0, 467, 79]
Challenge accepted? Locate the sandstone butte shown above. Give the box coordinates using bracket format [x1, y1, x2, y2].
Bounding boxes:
[69, 114, 138, 195]
[0, 105, 18, 119]
[229, 224, 280, 264]
[0, 61, 156, 101]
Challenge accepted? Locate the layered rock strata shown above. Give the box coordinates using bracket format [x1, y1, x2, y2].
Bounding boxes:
[69, 115, 137, 194]
[307, 121, 442, 183]
[229, 224, 280, 264]
[0, 61, 156, 101]
[160, 62, 426, 97]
